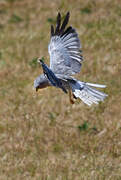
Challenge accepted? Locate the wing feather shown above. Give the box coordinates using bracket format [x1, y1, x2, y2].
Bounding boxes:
[48, 12, 83, 75]
[55, 13, 61, 34]
[51, 25, 54, 36]
[60, 12, 70, 34]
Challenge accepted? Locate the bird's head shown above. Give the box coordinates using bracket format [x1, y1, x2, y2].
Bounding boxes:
[34, 74, 50, 92]
[34, 57, 49, 91]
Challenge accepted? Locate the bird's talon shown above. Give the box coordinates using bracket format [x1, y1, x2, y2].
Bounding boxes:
[70, 99, 75, 104]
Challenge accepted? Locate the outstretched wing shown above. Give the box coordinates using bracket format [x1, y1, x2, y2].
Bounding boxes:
[48, 12, 83, 76]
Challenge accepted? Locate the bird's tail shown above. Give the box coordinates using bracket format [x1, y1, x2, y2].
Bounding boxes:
[71, 81, 108, 106]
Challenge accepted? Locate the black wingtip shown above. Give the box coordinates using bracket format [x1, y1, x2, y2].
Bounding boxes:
[66, 11, 70, 17]
[60, 12, 70, 33]
[50, 12, 71, 37]
[55, 12, 61, 34]
[57, 12, 61, 18]
[51, 25, 54, 36]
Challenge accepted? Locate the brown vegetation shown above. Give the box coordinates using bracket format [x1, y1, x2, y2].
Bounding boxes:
[0, 0, 121, 179]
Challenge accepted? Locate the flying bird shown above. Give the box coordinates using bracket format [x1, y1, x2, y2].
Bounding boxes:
[34, 12, 108, 106]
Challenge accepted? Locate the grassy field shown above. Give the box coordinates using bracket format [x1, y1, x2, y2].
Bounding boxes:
[0, 0, 121, 179]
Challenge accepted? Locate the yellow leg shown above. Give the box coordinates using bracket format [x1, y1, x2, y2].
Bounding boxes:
[69, 90, 75, 104]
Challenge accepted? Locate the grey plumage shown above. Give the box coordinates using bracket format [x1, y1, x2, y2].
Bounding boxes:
[38, 59, 67, 93]
[48, 12, 83, 75]
[34, 12, 108, 106]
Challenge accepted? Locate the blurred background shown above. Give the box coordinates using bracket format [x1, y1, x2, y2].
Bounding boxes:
[0, 0, 121, 179]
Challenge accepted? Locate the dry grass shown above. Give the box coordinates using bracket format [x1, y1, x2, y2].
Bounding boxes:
[0, 0, 121, 179]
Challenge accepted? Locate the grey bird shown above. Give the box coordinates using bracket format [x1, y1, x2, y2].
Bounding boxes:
[34, 12, 108, 106]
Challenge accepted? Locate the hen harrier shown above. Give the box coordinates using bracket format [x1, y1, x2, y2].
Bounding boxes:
[34, 12, 108, 106]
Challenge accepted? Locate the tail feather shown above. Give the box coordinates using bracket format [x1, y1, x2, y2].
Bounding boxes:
[86, 82, 106, 88]
[71, 81, 108, 106]
[86, 86, 107, 100]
